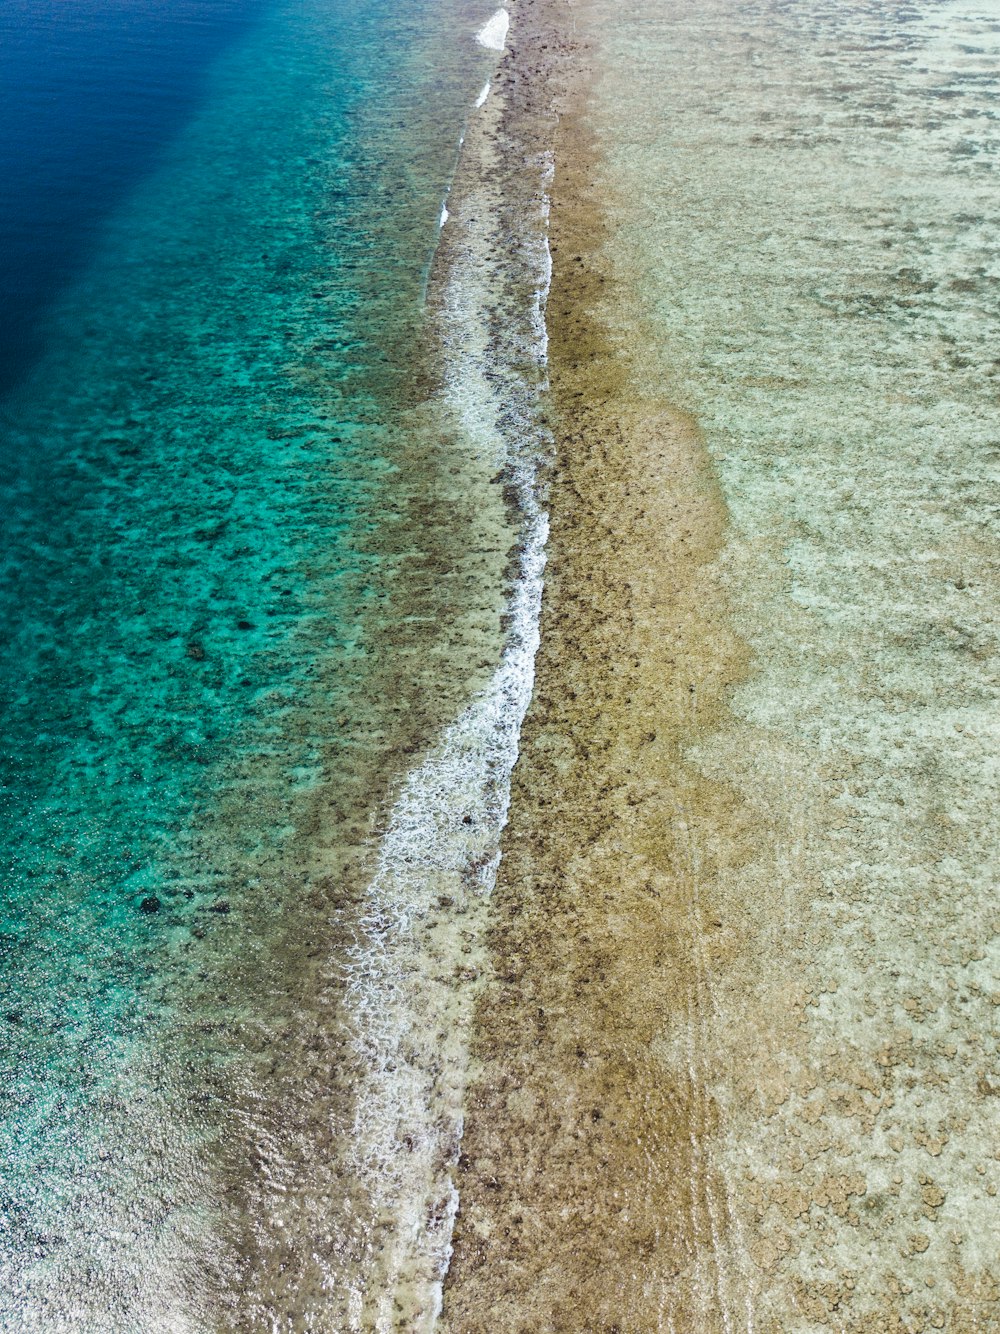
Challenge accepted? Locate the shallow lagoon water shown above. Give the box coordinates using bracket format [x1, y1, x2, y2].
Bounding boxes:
[529, 0, 999, 1325]
[442, 0, 998, 1327]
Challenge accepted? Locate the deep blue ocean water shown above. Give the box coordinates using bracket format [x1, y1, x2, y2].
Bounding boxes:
[0, 0, 271, 394]
[0, 0, 498, 1323]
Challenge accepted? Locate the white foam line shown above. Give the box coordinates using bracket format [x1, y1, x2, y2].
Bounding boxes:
[475, 81, 491, 108]
[476, 8, 509, 51]
[348, 509, 547, 1325]
[342, 142, 554, 1331]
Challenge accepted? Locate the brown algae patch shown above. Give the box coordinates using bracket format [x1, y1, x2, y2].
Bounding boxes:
[443, 5, 757, 1326]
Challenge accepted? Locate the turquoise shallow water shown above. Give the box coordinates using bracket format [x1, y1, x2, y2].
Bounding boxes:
[0, 0, 505, 1325]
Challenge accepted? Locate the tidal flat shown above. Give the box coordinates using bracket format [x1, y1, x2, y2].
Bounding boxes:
[445, 0, 999, 1329]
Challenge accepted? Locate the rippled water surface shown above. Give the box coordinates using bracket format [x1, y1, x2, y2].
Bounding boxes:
[0, 0, 512, 1325]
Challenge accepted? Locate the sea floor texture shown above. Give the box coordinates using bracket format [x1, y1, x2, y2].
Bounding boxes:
[0, 0, 997, 1328]
[444, 1, 999, 1330]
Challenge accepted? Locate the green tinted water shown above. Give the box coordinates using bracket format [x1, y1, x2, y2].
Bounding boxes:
[0, 0, 518, 1326]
